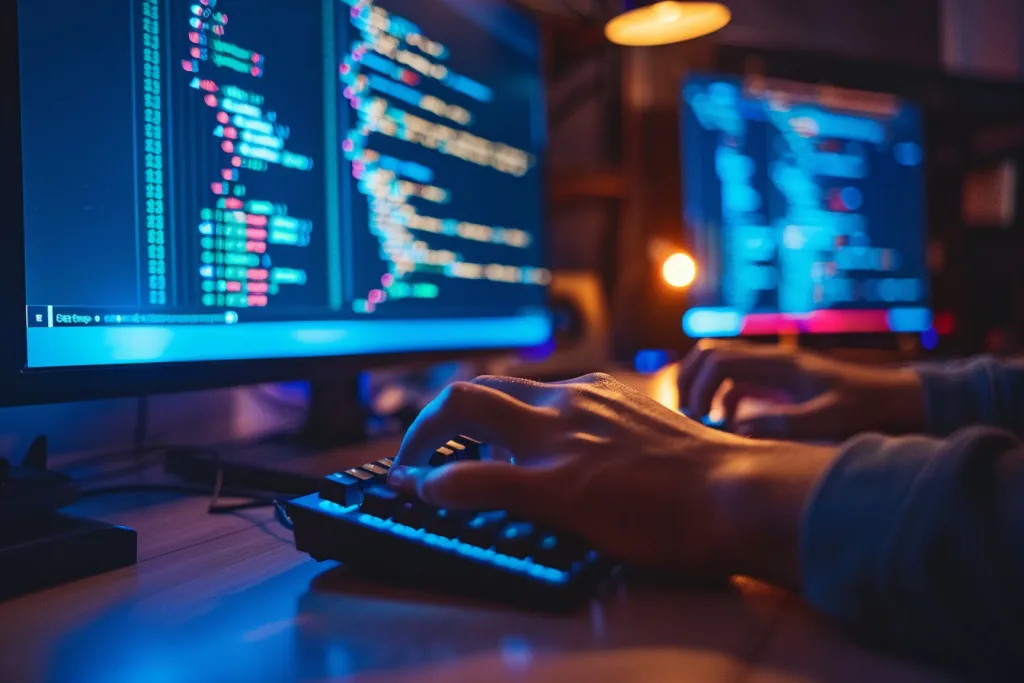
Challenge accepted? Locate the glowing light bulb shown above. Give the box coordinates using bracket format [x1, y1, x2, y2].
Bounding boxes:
[655, 2, 685, 22]
[605, 2, 731, 47]
[662, 252, 697, 288]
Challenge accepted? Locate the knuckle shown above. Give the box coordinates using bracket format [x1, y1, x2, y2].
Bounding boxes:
[441, 381, 477, 405]
[696, 338, 720, 353]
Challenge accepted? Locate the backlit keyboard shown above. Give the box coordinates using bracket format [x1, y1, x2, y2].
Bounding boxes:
[681, 409, 728, 431]
[287, 437, 616, 609]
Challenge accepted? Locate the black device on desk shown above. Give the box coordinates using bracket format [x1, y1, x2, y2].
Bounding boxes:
[1, 0, 549, 592]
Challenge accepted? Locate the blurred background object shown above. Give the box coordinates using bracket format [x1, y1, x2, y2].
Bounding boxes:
[605, 2, 732, 47]
[520, 0, 1023, 361]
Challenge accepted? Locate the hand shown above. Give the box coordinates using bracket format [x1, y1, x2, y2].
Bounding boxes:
[388, 373, 837, 587]
[679, 340, 926, 441]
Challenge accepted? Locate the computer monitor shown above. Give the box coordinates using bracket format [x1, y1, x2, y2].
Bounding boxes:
[680, 73, 930, 338]
[1, 0, 549, 405]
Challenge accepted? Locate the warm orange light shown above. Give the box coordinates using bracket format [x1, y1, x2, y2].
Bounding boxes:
[605, 1, 731, 47]
[662, 252, 697, 288]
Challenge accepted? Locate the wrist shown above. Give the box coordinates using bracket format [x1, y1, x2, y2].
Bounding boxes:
[710, 442, 839, 590]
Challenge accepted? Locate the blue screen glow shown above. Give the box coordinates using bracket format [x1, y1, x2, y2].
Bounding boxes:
[18, 0, 549, 368]
[681, 73, 929, 337]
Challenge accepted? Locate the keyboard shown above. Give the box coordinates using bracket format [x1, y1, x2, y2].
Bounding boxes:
[287, 436, 617, 609]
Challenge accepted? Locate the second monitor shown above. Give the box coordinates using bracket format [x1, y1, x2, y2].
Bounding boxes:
[681, 73, 930, 338]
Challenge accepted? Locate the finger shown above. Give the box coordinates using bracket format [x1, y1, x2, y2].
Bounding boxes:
[391, 382, 547, 470]
[733, 394, 840, 440]
[688, 351, 731, 418]
[719, 381, 788, 425]
[687, 347, 798, 417]
[719, 380, 745, 423]
[473, 373, 616, 408]
[471, 375, 553, 403]
[678, 341, 716, 403]
[679, 340, 758, 408]
[391, 460, 563, 521]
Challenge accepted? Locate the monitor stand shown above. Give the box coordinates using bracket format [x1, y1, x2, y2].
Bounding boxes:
[165, 374, 402, 495]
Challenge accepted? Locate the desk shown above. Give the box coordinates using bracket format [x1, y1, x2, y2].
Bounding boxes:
[0, 371, 963, 683]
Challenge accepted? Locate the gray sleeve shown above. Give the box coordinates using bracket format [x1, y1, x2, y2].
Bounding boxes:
[916, 356, 1024, 437]
[801, 428, 1024, 680]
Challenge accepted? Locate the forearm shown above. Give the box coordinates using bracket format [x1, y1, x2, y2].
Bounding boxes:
[716, 431, 1024, 679]
[801, 430, 1024, 679]
[916, 355, 1024, 437]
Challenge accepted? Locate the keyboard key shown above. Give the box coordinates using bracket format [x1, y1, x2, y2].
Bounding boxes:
[345, 467, 375, 483]
[532, 534, 586, 571]
[391, 499, 429, 529]
[494, 522, 537, 558]
[377, 458, 394, 469]
[460, 511, 508, 548]
[360, 463, 389, 482]
[429, 446, 456, 467]
[454, 436, 482, 461]
[425, 508, 469, 538]
[360, 486, 400, 518]
[319, 472, 365, 507]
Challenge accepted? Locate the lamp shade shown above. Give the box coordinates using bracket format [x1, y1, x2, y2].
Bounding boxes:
[605, 1, 731, 46]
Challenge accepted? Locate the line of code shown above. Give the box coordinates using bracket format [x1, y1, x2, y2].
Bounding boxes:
[339, 0, 549, 315]
[141, 0, 168, 305]
[179, 0, 318, 309]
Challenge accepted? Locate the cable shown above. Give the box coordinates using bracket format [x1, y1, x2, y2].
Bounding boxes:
[274, 501, 294, 531]
[80, 483, 277, 503]
[133, 395, 150, 457]
[79, 482, 296, 532]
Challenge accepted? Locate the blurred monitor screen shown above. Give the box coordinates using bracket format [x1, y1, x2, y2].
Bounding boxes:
[681, 73, 929, 337]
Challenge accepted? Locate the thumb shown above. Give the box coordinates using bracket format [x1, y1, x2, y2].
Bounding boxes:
[734, 395, 840, 440]
[390, 461, 560, 518]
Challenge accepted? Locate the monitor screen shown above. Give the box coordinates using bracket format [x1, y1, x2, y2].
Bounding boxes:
[17, 0, 549, 369]
[681, 73, 930, 337]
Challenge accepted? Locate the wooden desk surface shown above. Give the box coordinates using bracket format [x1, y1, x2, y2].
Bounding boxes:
[0, 371, 963, 683]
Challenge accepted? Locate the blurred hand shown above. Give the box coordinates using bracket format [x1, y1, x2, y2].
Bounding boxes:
[679, 340, 926, 441]
[389, 373, 836, 586]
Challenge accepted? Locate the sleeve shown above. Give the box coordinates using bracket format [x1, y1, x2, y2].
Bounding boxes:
[801, 428, 1024, 681]
[916, 356, 1024, 437]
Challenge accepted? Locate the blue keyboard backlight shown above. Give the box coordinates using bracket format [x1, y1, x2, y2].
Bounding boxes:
[342, 511, 569, 584]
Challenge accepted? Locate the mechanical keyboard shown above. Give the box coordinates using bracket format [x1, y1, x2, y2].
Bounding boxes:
[287, 436, 617, 609]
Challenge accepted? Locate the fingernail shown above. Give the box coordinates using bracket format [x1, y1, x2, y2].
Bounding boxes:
[388, 465, 409, 487]
[389, 465, 428, 492]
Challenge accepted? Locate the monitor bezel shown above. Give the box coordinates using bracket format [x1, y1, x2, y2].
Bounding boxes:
[0, 0, 550, 407]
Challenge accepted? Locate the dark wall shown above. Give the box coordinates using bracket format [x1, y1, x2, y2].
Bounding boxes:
[721, 0, 940, 67]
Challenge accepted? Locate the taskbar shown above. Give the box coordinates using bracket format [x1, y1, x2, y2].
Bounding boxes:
[26, 306, 239, 328]
[683, 307, 933, 337]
